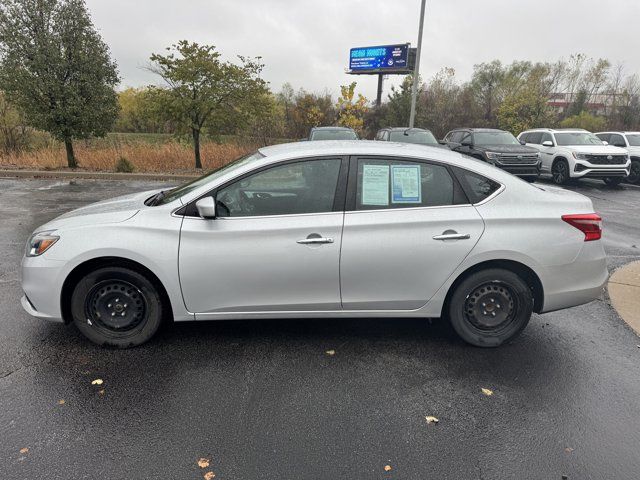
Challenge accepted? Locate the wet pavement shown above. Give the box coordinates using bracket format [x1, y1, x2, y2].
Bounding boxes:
[1, 176, 639, 480]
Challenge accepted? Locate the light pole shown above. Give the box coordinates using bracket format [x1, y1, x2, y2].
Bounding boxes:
[409, 0, 427, 128]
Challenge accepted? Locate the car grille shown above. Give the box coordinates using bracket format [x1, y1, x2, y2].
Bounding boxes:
[585, 154, 627, 165]
[497, 154, 539, 165]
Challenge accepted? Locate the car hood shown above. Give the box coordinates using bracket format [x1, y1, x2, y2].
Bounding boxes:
[563, 145, 628, 154]
[475, 145, 539, 154]
[36, 189, 161, 232]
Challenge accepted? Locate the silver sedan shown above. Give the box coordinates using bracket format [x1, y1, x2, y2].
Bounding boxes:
[21, 141, 608, 348]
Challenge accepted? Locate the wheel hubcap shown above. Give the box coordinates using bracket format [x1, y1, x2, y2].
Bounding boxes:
[553, 163, 566, 183]
[629, 162, 640, 183]
[465, 282, 516, 330]
[85, 280, 146, 332]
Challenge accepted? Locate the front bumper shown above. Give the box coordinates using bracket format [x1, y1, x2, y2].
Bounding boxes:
[21, 255, 66, 322]
[573, 161, 631, 179]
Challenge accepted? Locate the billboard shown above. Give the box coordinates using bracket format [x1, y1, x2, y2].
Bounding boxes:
[349, 44, 411, 73]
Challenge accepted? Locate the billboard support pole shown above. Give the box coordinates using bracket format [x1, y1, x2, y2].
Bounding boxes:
[376, 74, 384, 107]
[409, 0, 426, 128]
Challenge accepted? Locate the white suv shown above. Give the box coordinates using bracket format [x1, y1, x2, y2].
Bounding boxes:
[518, 129, 630, 186]
[594, 131, 640, 185]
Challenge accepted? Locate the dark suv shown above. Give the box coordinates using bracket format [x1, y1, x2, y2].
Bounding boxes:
[443, 128, 541, 181]
[375, 127, 444, 147]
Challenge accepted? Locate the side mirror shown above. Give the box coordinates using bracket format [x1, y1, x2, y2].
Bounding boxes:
[461, 140, 473, 147]
[542, 140, 554, 147]
[195, 197, 216, 219]
[602, 141, 609, 146]
[520, 140, 527, 145]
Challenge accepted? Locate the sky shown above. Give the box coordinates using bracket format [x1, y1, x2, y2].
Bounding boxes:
[86, 0, 640, 100]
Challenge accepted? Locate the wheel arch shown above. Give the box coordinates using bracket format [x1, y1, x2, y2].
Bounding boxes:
[442, 259, 544, 317]
[60, 256, 174, 325]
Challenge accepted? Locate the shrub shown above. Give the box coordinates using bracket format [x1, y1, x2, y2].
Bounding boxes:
[115, 156, 135, 173]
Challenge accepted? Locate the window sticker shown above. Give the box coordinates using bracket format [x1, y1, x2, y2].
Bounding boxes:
[361, 164, 390, 205]
[391, 165, 422, 203]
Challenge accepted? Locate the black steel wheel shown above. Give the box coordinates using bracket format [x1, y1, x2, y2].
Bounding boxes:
[448, 268, 534, 347]
[552, 159, 570, 185]
[71, 266, 164, 348]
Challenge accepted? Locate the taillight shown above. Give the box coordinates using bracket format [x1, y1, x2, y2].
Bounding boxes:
[562, 214, 602, 241]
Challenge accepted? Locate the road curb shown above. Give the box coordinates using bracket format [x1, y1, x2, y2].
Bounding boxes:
[608, 260, 640, 336]
[0, 169, 199, 182]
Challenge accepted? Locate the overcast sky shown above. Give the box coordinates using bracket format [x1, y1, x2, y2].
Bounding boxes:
[86, 0, 640, 100]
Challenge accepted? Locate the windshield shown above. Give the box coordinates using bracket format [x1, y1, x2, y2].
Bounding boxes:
[555, 132, 604, 146]
[473, 131, 520, 145]
[156, 152, 263, 205]
[389, 130, 438, 145]
[626, 134, 640, 146]
[311, 129, 358, 141]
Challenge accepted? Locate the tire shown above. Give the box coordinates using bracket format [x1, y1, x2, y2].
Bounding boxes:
[626, 159, 640, 185]
[552, 159, 570, 185]
[448, 268, 534, 348]
[603, 177, 623, 187]
[70, 267, 164, 348]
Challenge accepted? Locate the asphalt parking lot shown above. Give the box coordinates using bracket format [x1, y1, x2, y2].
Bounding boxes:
[1, 176, 640, 480]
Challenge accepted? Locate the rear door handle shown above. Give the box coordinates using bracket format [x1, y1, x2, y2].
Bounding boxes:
[297, 237, 334, 245]
[433, 233, 471, 241]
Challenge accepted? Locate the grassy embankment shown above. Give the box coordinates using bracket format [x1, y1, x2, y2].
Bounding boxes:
[0, 132, 268, 173]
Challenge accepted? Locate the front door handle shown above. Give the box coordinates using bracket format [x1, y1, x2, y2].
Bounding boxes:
[297, 236, 334, 245]
[433, 233, 471, 241]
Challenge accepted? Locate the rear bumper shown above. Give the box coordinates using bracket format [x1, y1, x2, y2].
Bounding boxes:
[539, 241, 608, 313]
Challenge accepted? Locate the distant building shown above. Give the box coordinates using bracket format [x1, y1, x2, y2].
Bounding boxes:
[547, 92, 613, 116]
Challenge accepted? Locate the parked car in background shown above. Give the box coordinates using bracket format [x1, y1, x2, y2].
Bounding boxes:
[375, 127, 443, 147]
[308, 126, 358, 141]
[443, 128, 541, 181]
[519, 129, 631, 186]
[22, 141, 608, 349]
[594, 131, 640, 184]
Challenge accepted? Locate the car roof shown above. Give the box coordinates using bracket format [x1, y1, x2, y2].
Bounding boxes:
[310, 126, 354, 131]
[380, 127, 433, 132]
[523, 128, 589, 133]
[260, 140, 461, 161]
[596, 131, 640, 135]
[449, 128, 506, 133]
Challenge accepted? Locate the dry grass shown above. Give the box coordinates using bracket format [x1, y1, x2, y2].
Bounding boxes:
[0, 140, 256, 173]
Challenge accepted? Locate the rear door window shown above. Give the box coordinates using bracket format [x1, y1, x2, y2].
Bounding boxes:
[353, 158, 467, 210]
[527, 132, 543, 144]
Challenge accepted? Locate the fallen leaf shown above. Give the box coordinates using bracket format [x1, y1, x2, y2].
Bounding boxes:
[19, 448, 28, 454]
[564, 447, 574, 454]
[325, 350, 335, 356]
[481, 388, 494, 396]
[197, 458, 210, 469]
[384, 465, 392, 472]
[58, 399, 65, 405]
[203, 472, 215, 480]
[425, 416, 439, 424]
[91, 379, 103, 385]
[98, 389, 105, 395]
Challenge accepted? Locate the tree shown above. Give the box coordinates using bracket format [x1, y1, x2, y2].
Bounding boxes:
[0, 91, 31, 154]
[149, 41, 268, 169]
[559, 111, 606, 132]
[335, 82, 368, 135]
[0, 0, 119, 168]
[115, 87, 173, 134]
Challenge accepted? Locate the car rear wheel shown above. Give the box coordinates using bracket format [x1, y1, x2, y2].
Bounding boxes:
[70, 267, 163, 348]
[552, 159, 570, 185]
[627, 159, 640, 185]
[448, 268, 533, 347]
[603, 177, 624, 187]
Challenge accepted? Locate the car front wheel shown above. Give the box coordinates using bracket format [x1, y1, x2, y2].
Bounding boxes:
[628, 159, 640, 185]
[448, 268, 533, 347]
[552, 159, 570, 185]
[70, 266, 164, 348]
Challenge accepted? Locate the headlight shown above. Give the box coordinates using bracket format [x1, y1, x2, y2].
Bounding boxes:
[572, 152, 588, 160]
[485, 152, 500, 160]
[26, 231, 59, 257]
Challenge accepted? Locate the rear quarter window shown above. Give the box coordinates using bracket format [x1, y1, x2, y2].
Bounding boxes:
[452, 167, 501, 204]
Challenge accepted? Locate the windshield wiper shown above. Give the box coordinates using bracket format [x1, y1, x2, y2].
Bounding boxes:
[146, 190, 167, 206]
